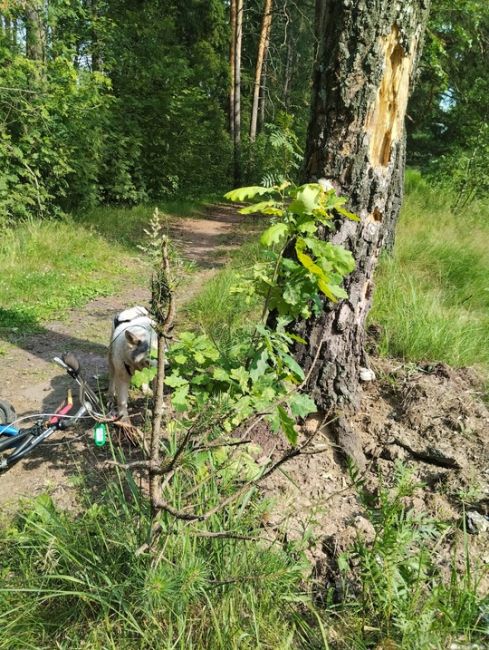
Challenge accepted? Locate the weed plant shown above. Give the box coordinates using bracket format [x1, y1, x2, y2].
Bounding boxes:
[324, 465, 489, 649]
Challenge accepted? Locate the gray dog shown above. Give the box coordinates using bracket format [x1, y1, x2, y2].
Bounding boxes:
[108, 306, 157, 417]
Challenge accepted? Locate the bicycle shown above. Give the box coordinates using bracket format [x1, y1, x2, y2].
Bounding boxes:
[0, 353, 114, 473]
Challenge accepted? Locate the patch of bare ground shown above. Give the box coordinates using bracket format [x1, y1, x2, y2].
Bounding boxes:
[0, 205, 259, 510]
[250, 358, 489, 593]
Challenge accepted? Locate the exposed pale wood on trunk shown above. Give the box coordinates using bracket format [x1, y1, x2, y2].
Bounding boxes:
[295, 0, 430, 466]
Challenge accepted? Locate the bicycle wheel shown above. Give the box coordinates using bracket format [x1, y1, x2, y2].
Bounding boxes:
[0, 399, 16, 426]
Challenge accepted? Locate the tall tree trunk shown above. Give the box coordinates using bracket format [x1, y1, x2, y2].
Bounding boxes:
[258, 34, 269, 132]
[295, 0, 430, 466]
[11, 16, 17, 48]
[3, 16, 12, 45]
[283, 34, 293, 111]
[25, 1, 43, 61]
[233, 0, 243, 185]
[250, 0, 273, 141]
[229, 0, 237, 140]
[90, 0, 102, 71]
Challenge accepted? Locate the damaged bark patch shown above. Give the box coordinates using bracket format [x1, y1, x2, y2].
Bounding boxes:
[367, 207, 383, 223]
[365, 25, 416, 167]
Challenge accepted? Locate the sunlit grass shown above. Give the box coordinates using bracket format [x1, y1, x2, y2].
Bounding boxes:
[0, 199, 203, 334]
[371, 170, 489, 378]
[183, 240, 263, 351]
[75, 199, 201, 249]
[0, 219, 142, 333]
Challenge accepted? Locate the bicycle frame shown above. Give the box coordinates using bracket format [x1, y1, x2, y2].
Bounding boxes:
[0, 353, 109, 473]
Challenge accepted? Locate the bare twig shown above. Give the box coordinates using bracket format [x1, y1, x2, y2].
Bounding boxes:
[193, 438, 252, 452]
[151, 421, 324, 523]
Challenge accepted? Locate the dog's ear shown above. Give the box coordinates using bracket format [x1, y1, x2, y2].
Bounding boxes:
[125, 329, 141, 346]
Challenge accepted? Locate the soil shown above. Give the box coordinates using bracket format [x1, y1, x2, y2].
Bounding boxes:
[0, 203, 259, 511]
[252, 357, 489, 593]
[1, 203, 489, 592]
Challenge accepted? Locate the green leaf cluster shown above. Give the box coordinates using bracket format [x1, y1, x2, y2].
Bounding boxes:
[157, 180, 355, 445]
[226, 181, 356, 319]
[163, 324, 315, 445]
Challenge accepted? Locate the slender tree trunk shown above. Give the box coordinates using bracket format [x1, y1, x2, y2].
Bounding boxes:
[25, 1, 43, 61]
[282, 3, 293, 111]
[3, 16, 11, 44]
[258, 39, 269, 131]
[295, 0, 430, 465]
[11, 16, 17, 48]
[250, 0, 273, 141]
[233, 0, 243, 185]
[90, 0, 102, 71]
[229, 0, 237, 140]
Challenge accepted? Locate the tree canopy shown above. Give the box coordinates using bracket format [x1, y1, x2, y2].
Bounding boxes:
[0, 0, 487, 224]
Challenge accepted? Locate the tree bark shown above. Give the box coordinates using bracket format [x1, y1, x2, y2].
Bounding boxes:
[250, 0, 273, 141]
[283, 31, 293, 111]
[25, 1, 43, 61]
[295, 0, 430, 463]
[233, 0, 243, 185]
[90, 0, 102, 72]
[258, 34, 269, 132]
[229, 0, 237, 140]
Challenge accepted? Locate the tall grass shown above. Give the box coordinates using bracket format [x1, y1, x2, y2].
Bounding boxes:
[0, 453, 311, 649]
[372, 170, 489, 377]
[75, 200, 201, 249]
[0, 220, 142, 333]
[183, 240, 263, 351]
[1, 460, 486, 649]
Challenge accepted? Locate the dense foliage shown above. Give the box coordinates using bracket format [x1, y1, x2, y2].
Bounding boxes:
[0, 0, 314, 224]
[1, 0, 488, 225]
[134, 183, 356, 445]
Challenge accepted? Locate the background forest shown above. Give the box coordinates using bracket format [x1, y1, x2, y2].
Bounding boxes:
[1, 0, 487, 222]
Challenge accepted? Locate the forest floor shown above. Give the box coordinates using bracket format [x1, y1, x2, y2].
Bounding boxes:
[1, 202, 489, 595]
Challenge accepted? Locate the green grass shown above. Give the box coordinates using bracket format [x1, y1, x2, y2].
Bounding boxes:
[371, 170, 489, 378]
[0, 199, 201, 334]
[75, 200, 201, 249]
[0, 450, 313, 649]
[183, 240, 263, 351]
[0, 219, 143, 334]
[1, 459, 486, 649]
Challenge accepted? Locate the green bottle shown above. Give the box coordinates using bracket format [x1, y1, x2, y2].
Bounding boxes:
[94, 423, 107, 446]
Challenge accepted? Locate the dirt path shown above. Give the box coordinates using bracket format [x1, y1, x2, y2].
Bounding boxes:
[0, 204, 257, 509]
